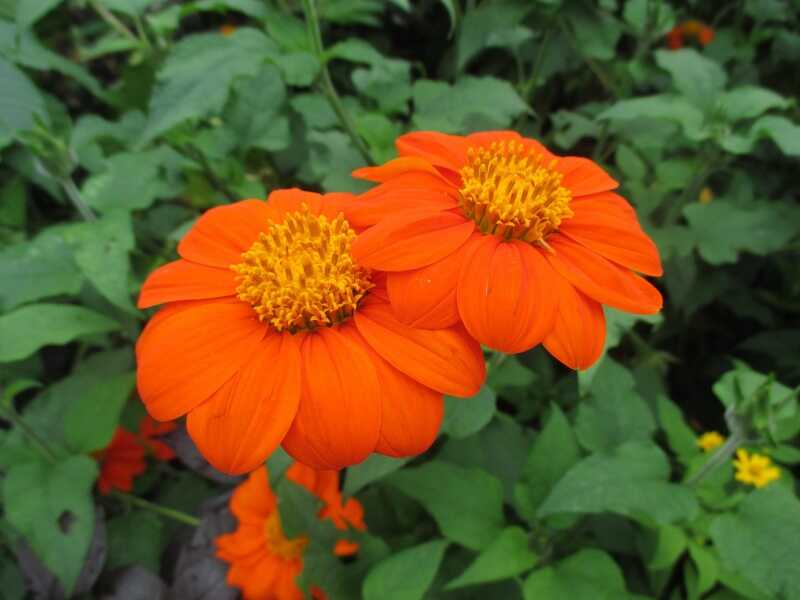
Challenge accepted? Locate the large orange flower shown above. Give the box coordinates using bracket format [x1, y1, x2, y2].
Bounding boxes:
[216, 464, 363, 600]
[136, 189, 484, 474]
[348, 131, 663, 369]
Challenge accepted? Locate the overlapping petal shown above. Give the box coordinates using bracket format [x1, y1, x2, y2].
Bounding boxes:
[138, 258, 237, 308]
[543, 278, 606, 370]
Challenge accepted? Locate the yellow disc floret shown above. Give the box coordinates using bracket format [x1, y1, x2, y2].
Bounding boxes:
[232, 205, 372, 333]
[459, 140, 573, 242]
[733, 449, 781, 488]
[264, 510, 308, 560]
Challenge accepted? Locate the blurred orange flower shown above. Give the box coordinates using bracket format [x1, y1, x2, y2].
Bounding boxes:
[349, 131, 663, 369]
[219, 24, 237, 36]
[94, 428, 146, 495]
[667, 19, 715, 49]
[216, 464, 364, 600]
[136, 189, 484, 475]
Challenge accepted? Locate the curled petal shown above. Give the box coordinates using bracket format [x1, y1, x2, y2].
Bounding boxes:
[281, 324, 381, 470]
[395, 131, 471, 172]
[187, 333, 302, 475]
[354, 298, 485, 397]
[546, 234, 662, 314]
[456, 235, 558, 353]
[543, 279, 606, 370]
[138, 259, 237, 308]
[353, 156, 449, 182]
[557, 157, 619, 197]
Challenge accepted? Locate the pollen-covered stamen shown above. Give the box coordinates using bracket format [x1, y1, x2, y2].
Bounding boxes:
[232, 205, 373, 333]
[459, 140, 573, 242]
[264, 511, 308, 560]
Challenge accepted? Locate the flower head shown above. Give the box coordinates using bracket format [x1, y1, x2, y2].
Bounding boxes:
[94, 428, 146, 494]
[697, 431, 725, 452]
[733, 449, 780, 488]
[216, 463, 364, 600]
[348, 131, 663, 369]
[666, 20, 715, 49]
[136, 189, 484, 474]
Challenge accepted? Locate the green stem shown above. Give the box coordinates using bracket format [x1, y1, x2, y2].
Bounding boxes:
[113, 491, 200, 527]
[520, 28, 552, 101]
[0, 406, 58, 464]
[559, 17, 622, 98]
[687, 430, 742, 486]
[61, 178, 97, 221]
[88, 0, 140, 46]
[301, 0, 375, 166]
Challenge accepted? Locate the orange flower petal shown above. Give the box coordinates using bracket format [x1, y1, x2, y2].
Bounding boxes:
[396, 131, 471, 171]
[351, 209, 474, 271]
[229, 467, 274, 521]
[557, 157, 619, 197]
[281, 324, 382, 470]
[456, 235, 559, 353]
[561, 196, 663, 276]
[187, 333, 302, 475]
[353, 156, 448, 182]
[345, 185, 457, 230]
[138, 259, 237, 308]
[386, 246, 463, 329]
[334, 539, 360, 557]
[546, 234, 663, 314]
[136, 299, 266, 421]
[178, 199, 273, 268]
[354, 298, 484, 397]
[543, 278, 606, 370]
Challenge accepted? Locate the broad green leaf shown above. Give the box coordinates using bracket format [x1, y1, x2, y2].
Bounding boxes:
[710, 486, 800, 598]
[300, 129, 369, 193]
[550, 110, 602, 149]
[539, 442, 698, 524]
[344, 454, 410, 496]
[719, 86, 790, 121]
[685, 541, 718, 599]
[0, 303, 119, 363]
[441, 386, 496, 439]
[140, 29, 275, 143]
[565, 4, 623, 61]
[0, 232, 82, 312]
[352, 57, 411, 115]
[106, 510, 164, 572]
[515, 404, 580, 520]
[488, 355, 535, 390]
[751, 115, 800, 156]
[0, 56, 48, 140]
[446, 527, 538, 589]
[683, 200, 800, 265]
[523, 549, 628, 600]
[15, 0, 62, 27]
[575, 358, 656, 451]
[411, 76, 528, 134]
[291, 93, 338, 129]
[623, 0, 675, 35]
[271, 51, 319, 86]
[638, 524, 686, 571]
[655, 49, 727, 111]
[355, 112, 402, 164]
[3, 456, 98, 595]
[388, 461, 505, 550]
[64, 372, 135, 453]
[656, 395, 699, 464]
[598, 94, 705, 139]
[456, 2, 534, 71]
[615, 144, 647, 180]
[362, 540, 448, 600]
[226, 64, 289, 152]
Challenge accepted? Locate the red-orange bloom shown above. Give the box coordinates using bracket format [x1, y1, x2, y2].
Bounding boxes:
[216, 464, 363, 600]
[136, 189, 484, 475]
[139, 415, 176, 460]
[94, 428, 146, 495]
[666, 19, 715, 49]
[348, 131, 663, 369]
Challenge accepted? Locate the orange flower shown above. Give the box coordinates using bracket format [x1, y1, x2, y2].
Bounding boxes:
[139, 415, 176, 460]
[136, 189, 484, 474]
[94, 428, 146, 495]
[219, 24, 237, 36]
[666, 20, 714, 49]
[347, 131, 663, 369]
[216, 464, 363, 600]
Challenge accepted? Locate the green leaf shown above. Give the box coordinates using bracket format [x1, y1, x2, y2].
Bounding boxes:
[0, 303, 119, 363]
[488, 355, 535, 390]
[344, 454, 410, 496]
[656, 395, 699, 464]
[226, 64, 289, 152]
[3, 456, 98, 595]
[0, 56, 48, 141]
[362, 540, 448, 600]
[638, 524, 686, 571]
[539, 441, 698, 525]
[388, 461, 505, 550]
[64, 372, 135, 453]
[655, 49, 727, 111]
[719, 86, 790, 121]
[15, 0, 62, 27]
[411, 76, 528, 134]
[456, 2, 533, 71]
[615, 144, 647, 180]
[523, 549, 628, 600]
[685, 541, 718, 598]
[598, 94, 705, 139]
[515, 404, 581, 520]
[751, 115, 800, 156]
[683, 200, 800, 265]
[106, 510, 164, 572]
[446, 527, 538, 589]
[272, 51, 319, 86]
[0, 231, 82, 312]
[352, 57, 411, 115]
[575, 358, 656, 452]
[710, 486, 800, 598]
[565, 4, 623, 61]
[623, 0, 675, 35]
[441, 386, 496, 439]
[140, 28, 275, 144]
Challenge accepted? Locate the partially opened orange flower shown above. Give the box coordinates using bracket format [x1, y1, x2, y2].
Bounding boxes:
[348, 131, 663, 369]
[94, 428, 146, 494]
[136, 189, 484, 474]
[216, 464, 363, 600]
[666, 19, 715, 49]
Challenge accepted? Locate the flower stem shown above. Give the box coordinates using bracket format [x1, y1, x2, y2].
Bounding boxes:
[113, 491, 200, 527]
[301, 0, 375, 166]
[88, 0, 141, 46]
[61, 178, 97, 221]
[0, 405, 58, 464]
[686, 429, 743, 486]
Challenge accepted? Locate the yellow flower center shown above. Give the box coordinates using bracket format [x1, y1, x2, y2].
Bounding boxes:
[232, 206, 373, 333]
[264, 511, 308, 560]
[459, 140, 573, 243]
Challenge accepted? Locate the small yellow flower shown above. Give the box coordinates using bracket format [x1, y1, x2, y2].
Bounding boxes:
[697, 431, 725, 452]
[699, 187, 713, 204]
[733, 449, 780, 488]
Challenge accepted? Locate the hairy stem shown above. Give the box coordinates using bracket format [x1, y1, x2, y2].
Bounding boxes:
[113, 491, 201, 527]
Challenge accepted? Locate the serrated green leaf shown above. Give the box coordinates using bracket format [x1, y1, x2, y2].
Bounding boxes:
[446, 527, 538, 589]
[363, 540, 448, 600]
[441, 386, 496, 439]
